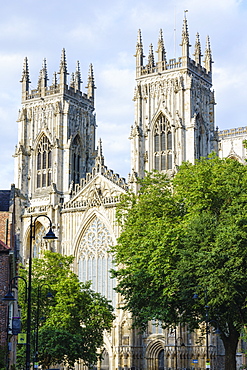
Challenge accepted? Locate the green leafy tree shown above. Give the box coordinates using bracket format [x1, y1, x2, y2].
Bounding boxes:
[0, 345, 7, 370]
[112, 156, 247, 370]
[18, 251, 114, 369]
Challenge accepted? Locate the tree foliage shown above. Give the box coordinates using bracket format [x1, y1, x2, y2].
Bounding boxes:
[18, 251, 114, 369]
[0, 345, 7, 370]
[112, 156, 247, 370]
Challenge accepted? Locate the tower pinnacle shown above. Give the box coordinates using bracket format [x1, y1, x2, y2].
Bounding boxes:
[52, 72, 58, 88]
[194, 32, 202, 65]
[86, 63, 96, 106]
[70, 72, 75, 89]
[204, 36, 213, 73]
[95, 138, 104, 172]
[59, 48, 69, 87]
[20, 57, 30, 101]
[38, 58, 48, 93]
[135, 29, 144, 74]
[157, 29, 166, 69]
[147, 44, 155, 69]
[75, 61, 82, 92]
[181, 13, 191, 59]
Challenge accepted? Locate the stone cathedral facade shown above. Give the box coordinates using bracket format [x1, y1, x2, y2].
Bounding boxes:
[14, 18, 246, 370]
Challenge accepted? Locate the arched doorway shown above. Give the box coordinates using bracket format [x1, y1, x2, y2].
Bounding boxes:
[158, 349, 164, 370]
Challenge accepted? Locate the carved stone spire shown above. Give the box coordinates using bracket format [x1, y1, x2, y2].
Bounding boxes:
[59, 48, 68, 87]
[70, 72, 75, 89]
[43, 58, 48, 80]
[95, 138, 104, 172]
[147, 44, 155, 69]
[74, 61, 82, 92]
[181, 13, 191, 59]
[86, 63, 96, 106]
[204, 36, 213, 73]
[38, 58, 48, 91]
[20, 57, 30, 100]
[52, 72, 58, 88]
[194, 32, 202, 65]
[157, 29, 166, 67]
[135, 29, 144, 73]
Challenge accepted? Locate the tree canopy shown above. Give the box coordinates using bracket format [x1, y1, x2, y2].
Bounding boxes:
[18, 251, 114, 369]
[112, 155, 247, 370]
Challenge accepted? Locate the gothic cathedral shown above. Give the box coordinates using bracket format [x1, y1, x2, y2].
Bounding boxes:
[15, 17, 246, 370]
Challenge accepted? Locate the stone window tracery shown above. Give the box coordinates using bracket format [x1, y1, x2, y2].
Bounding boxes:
[153, 115, 173, 171]
[36, 136, 52, 188]
[78, 217, 116, 306]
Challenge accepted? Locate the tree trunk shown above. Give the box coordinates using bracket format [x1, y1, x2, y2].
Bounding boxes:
[221, 323, 240, 370]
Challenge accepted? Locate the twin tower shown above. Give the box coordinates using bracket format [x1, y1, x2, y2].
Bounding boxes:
[14, 17, 218, 370]
[15, 16, 217, 200]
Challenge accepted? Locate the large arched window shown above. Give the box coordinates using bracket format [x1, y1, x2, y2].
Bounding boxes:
[36, 136, 52, 188]
[71, 136, 81, 184]
[78, 217, 116, 306]
[153, 115, 173, 171]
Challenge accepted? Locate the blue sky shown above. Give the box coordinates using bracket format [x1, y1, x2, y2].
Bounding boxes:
[0, 0, 247, 188]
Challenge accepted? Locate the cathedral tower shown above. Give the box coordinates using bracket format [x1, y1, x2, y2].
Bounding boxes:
[130, 17, 217, 179]
[14, 49, 96, 203]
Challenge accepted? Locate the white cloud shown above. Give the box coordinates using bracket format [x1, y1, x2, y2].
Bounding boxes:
[0, 17, 35, 39]
[99, 67, 134, 92]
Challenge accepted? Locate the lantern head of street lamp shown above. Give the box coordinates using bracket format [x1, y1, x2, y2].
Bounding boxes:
[43, 227, 58, 240]
[214, 328, 221, 335]
[192, 293, 199, 300]
[2, 291, 16, 302]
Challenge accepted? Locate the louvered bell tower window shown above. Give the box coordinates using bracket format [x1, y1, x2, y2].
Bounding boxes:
[153, 115, 173, 171]
[36, 136, 52, 188]
[71, 136, 81, 184]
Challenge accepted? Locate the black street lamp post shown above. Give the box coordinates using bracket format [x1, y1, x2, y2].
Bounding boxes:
[3, 276, 28, 303]
[26, 215, 57, 370]
[2, 276, 28, 370]
[34, 284, 53, 369]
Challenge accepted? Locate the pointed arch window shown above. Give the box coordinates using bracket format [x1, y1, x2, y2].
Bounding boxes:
[71, 136, 81, 184]
[153, 115, 173, 171]
[36, 136, 52, 188]
[78, 217, 116, 307]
